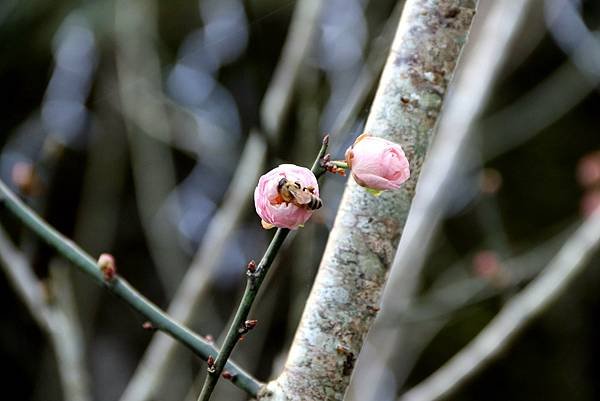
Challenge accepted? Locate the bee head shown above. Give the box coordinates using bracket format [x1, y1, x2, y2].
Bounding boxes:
[277, 177, 288, 191]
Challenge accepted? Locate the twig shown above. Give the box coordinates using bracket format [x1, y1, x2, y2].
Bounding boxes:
[46, 261, 93, 401]
[0, 226, 50, 330]
[260, 0, 323, 148]
[0, 179, 261, 396]
[115, 0, 187, 295]
[195, 136, 329, 401]
[399, 210, 600, 401]
[0, 228, 92, 401]
[261, 1, 478, 400]
[478, 0, 600, 160]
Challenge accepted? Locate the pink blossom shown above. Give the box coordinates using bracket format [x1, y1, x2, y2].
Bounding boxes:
[345, 133, 410, 191]
[254, 164, 319, 229]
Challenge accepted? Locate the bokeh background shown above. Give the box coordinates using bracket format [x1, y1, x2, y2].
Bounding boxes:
[1, 0, 600, 400]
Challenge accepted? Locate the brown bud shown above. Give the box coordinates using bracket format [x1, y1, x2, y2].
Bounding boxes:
[322, 134, 330, 146]
[207, 355, 215, 368]
[98, 253, 116, 281]
[247, 260, 257, 273]
[244, 319, 258, 330]
[222, 371, 235, 380]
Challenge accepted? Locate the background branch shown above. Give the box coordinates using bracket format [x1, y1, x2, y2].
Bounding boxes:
[115, 0, 187, 296]
[0, 228, 92, 401]
[400, 210, 600, 401]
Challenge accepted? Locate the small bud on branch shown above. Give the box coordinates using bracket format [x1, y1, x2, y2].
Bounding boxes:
[247, 260, 256, 273]
[142, 321, 155, 331]
[97, 253, 116, 282]
[207, 356, 216, 373]
[222, 371, 235, 380]
[238, 319, 258, 335]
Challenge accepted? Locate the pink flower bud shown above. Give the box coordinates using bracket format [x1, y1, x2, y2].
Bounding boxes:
[345, 133, 410, 191]
[254, 164, 319, 230]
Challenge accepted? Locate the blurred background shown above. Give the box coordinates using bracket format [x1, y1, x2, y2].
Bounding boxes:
[1, 0, 600, 400]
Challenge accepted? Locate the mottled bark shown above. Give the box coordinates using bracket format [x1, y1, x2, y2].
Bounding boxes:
[259, 1, 478, 400]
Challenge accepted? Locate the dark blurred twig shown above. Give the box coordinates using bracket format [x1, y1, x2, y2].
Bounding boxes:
[329, 0, 405, 143]
[260, 0, 323, 148]
[115, 0, 187, 295]
[482, 0, 600, 160]
[0, 179, 262, 396]
[0, 228, 92, 401]
[400, 210, 600, 401]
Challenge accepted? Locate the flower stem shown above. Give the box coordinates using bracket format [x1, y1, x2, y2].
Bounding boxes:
[196, 135, 329, 401]
[0, 180, 261, 397]
[330, 160, 349, 170]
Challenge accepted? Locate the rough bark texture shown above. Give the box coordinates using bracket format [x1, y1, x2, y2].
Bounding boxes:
[259, 1, 478, 400]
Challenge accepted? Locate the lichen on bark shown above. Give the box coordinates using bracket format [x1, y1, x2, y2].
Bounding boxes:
[259, 1, 478, 400]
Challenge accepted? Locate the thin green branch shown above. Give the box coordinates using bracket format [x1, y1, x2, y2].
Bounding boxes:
[0, 180, 261, 397]
[196, 136, 329, 401]
[330, 161, 349, 170]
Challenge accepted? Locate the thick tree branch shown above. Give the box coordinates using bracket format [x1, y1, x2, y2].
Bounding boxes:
[260, 1, 478, 400]
[0, 180, 261, 396]
[348, 1, 535, 398]
[400, 210, 600, 401]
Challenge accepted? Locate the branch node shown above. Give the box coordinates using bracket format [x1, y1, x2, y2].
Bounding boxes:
[246, 260, 256, 279]
[222, 371, 236, 380]
[207, 355, 215, 373]
[238, 319, 258, 335]
[97, 253, 116, 282]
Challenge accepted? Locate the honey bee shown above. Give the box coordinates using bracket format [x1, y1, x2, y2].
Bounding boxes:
[277, 178, 323, 210]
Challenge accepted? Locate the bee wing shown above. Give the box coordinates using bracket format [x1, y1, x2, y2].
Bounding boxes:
[288, 185, 314, 205]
